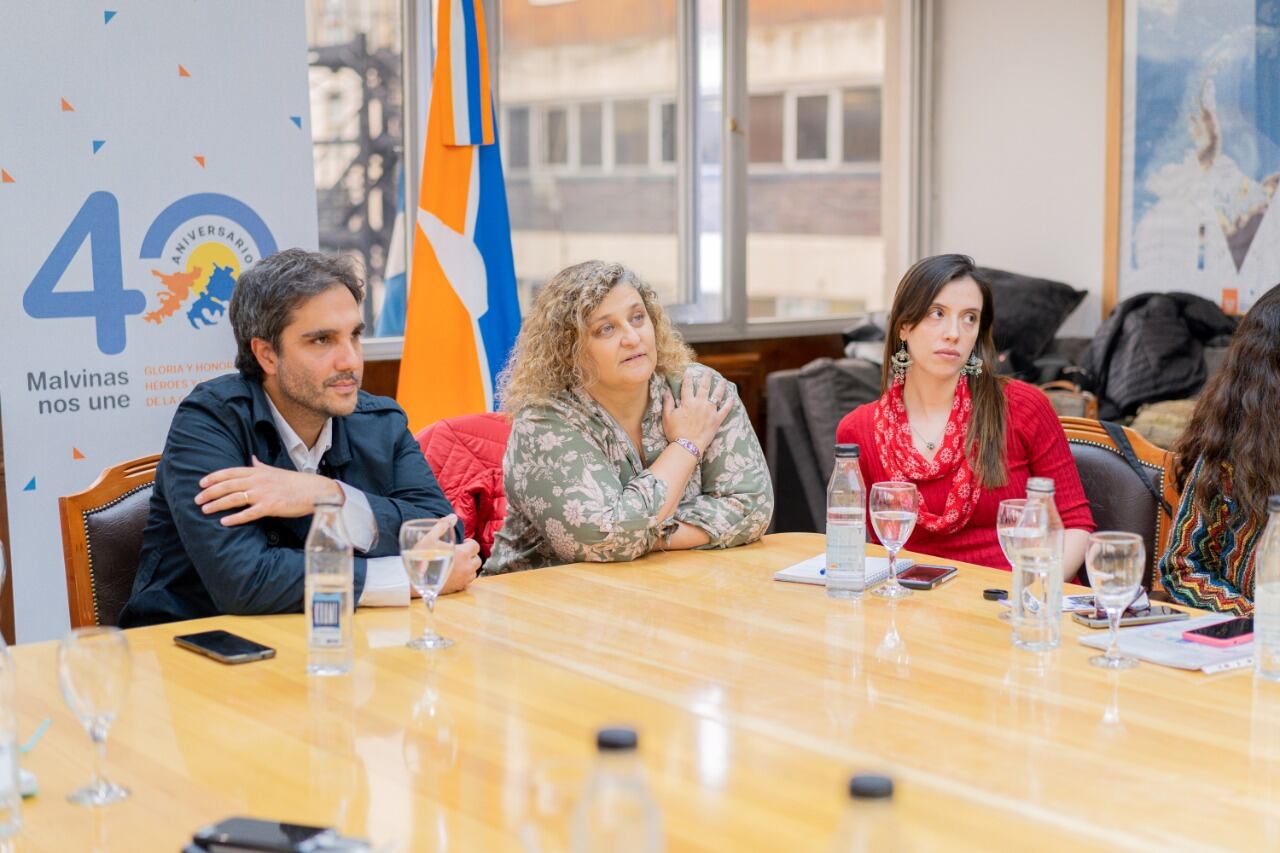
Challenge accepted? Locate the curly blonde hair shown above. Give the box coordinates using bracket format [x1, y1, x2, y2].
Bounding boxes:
[497, 260, 694, 413]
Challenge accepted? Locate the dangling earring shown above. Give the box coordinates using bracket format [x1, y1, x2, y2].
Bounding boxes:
[961, 351, 983, 378]
[890, 341, 913, 378]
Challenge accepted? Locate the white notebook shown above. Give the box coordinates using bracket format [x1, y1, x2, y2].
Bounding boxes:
[772, 553, 913, 587]
[1077, 614, 1252, 673]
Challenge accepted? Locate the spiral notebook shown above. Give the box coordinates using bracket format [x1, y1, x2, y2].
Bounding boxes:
[772, 553, 913, 586]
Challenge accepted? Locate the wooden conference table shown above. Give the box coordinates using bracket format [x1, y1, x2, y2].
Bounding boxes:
[10, 533, 1280, 850]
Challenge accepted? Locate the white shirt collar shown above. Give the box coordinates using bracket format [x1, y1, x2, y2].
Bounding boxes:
[263, 392, 333, 475]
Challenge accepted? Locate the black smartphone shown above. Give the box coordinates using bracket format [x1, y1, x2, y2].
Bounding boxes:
[174, 630, 276, 665]
[1071, 604, 1189, 629]
[193, 817, 347, 852]
[896, 563, 958, 590]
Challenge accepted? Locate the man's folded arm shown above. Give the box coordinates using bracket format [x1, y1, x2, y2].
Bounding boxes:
[358, 424, 462, 557]
[162, 403, 368, 614]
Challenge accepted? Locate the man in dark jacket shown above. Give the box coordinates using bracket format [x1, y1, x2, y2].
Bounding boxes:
[120, 249, 480, 628]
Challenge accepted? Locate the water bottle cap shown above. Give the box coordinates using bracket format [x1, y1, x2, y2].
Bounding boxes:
[848, 773, 894, 799]
[1026, 477, 1055, 494]
[1270, 494, 1280, 513]
[596, 726, 639, 751]
[834, 443, 860, 458]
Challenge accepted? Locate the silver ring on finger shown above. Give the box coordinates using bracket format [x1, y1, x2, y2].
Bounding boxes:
[240, 490, 251, 506]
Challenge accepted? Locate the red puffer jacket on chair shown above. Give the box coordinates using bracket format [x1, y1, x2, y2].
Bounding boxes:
[414, 412, 511, 559]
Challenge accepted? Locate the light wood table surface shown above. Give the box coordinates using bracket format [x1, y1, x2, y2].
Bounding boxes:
[9, 533, 1280, 851]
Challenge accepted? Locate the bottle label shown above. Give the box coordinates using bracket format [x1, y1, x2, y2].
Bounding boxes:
[310, 591, 343, 648]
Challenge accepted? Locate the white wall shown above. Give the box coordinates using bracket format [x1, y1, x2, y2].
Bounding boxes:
[930, 0, 1108, 337]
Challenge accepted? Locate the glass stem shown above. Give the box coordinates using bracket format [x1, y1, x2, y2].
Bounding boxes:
[422, 594, 439, 639]
[887, 548, 898, 588]
[1106, 607, 1122, 659]
[91, 729, 107, 789]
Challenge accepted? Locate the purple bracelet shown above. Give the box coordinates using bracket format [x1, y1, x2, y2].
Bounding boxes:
[673, 437, 701, 460]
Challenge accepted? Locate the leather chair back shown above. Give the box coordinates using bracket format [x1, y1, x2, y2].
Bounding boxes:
[59, 455, 160, 627]
[1059, 418, 1178, 593]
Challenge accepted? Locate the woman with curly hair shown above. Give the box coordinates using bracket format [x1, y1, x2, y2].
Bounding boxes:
[484, 261, 773, 574]
[1159, 282, 1280, 614]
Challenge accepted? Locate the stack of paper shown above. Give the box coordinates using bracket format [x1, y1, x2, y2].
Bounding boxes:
[1077, 614, 1252, 673]
[773, 553, 913, 587]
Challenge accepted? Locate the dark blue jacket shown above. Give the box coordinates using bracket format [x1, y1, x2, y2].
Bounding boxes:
[119, 373, 457, 628]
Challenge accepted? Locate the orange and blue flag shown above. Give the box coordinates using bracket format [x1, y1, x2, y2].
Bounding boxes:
[397, 0, 520, 431]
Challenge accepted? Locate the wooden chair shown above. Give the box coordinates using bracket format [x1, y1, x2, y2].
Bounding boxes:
[1040, 380, 1099, 419]
[59, 455, 161, 628]
[1058, 418, 1179, 595]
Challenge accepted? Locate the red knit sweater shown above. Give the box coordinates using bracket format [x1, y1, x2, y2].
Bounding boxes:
[835, 380, 1094, 570]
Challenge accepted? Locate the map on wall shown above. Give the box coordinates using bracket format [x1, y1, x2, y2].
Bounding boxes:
[1120, 0, 1280, 314]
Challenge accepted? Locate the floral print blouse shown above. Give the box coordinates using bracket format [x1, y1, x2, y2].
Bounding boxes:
[483, 366, 774, 574]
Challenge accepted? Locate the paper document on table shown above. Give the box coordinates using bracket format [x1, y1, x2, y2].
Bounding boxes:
[361, 555, 411, 607]
[773, 554, 912, 587]
[999, 593, 1099, 613]
[1077, 614, 1251, 672]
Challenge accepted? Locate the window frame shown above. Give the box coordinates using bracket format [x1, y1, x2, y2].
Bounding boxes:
[367, 0, 923, 354]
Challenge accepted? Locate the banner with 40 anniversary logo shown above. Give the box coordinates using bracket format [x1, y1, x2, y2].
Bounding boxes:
[0, 3, 317, 640]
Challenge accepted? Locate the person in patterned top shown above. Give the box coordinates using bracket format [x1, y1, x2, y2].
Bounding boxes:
[837, 254, 1094, 576]
[1159, 282, 1280, 614]
[484, 261, 774, 575]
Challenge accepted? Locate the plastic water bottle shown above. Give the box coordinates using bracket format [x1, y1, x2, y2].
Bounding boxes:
[826, 444, 868, 599]
[306, 496, 354, 676]
[1254, 495, 1280, 681]
[831, 774, 897, 852]
[571, 727, 662, 853]
[0, 641, 20, 838]
[1012, 477, 1064, 651]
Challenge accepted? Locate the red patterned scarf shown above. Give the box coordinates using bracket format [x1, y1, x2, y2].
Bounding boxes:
[872, 377, 981, 534]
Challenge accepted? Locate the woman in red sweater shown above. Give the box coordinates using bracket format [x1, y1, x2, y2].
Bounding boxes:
[836, 254, 1093, 576]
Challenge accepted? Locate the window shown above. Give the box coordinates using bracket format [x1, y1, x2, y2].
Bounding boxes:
[749, 94, 784, 164]
[541, 106, 568, 166]
[506, 106, 531, 170]
[745, 1, 886, 321]
[795, 94, 830, 161]
[305, 0, 404, 332]
[492, 0, 891, 336]
[843, 87, 881, 162]
[500, 1, 679, 306]
[579, 103, 603, 168]
[613, 99, 651, 167]
[660, 101, 677, 164]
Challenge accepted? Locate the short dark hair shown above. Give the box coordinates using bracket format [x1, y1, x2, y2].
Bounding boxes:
[229, 249, 364, 381]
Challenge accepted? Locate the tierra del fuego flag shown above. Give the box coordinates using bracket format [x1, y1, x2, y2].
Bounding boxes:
[397, 0, 521, 432]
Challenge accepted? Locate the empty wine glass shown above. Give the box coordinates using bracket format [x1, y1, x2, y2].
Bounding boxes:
[58, 627, 131, 805]
[996, 499, 1030, 569]
[400, 518, 458, 650]
[870, 482, 919, 599]
[994, 499, 1030, 621]
[1084, 531, 1145, 669]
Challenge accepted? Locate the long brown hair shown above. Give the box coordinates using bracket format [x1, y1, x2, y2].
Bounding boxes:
[1172, 282, 1280, 518]
[882, 254, 1009, 488]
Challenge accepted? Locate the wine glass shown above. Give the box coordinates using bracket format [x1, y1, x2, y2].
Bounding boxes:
[1084, 531, 1145, 669]
[995, 499, 1030, 621]
[870, 482, 919, 599]
[400, 518, 458, 650]
[58, 627, 131, 805]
